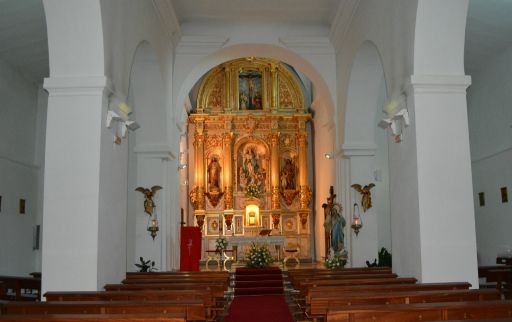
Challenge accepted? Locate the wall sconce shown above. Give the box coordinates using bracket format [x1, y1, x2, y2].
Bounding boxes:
[106, 96, 140, 145]
[147, 212, 159, 240]
[379, 92, 409, 143]
[135, 185, 162, 239]
[351, 203, 362, 236]
[178, 163, 187, 170]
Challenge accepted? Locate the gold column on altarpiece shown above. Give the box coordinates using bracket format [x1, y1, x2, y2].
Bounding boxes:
[192, 121, 206, 229]
[222, 132, 234, 210]
[270, 132, 280, 210]
[297, 124, 312, 211]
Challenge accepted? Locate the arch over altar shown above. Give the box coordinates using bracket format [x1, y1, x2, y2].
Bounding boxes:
[186, 57, 313, 261]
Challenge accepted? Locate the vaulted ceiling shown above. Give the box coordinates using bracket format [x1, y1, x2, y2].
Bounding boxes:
[0, 0, 511, 84]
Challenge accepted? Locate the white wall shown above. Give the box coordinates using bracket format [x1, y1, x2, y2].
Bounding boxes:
[467, 44, 512, 265]
[0, 58, 43, 276]
[100, 0, 179, 272]
[335, 0, 418, 272]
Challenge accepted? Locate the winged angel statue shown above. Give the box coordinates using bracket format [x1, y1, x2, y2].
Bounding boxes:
[135, 185, 162, 215]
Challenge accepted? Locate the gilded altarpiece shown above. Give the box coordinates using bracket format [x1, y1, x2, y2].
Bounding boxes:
[188, 58, 312, 261]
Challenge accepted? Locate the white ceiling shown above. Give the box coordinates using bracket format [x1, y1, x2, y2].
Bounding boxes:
[0, 0, 48, 84]
[0, 0, 510, 83]
[465, 0, 512, 73]
[172, 0, 340, 25]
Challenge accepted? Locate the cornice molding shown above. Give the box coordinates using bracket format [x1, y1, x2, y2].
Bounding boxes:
[341, 142, 377, 157]
[175, 35, 229, 55]
[134, 144, 176, 160]
[43, 76, 111, 96]
[152, 0, 182, 48]
[278, 36, 335, 55]
[410, 74, 472, 94]
[329, 0, 361, 53]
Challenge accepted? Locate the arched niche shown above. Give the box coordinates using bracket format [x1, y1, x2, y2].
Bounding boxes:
[343, 40, 390, 267]
[126, 40, 175, 272]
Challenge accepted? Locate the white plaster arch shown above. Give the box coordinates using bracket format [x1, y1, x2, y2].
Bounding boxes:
[175, 42, 336, 261]
[342, 40, 388, 267]
[344, 41, 387, 146]
[126, 40, 178, 272]
[174, 43, 335, 129]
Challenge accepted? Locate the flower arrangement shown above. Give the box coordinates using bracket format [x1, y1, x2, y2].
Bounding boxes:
[246, 242, 274, 268]
[325, 249, 348, 269]
[245, 183, 261, 199]
[215, 237, 228, 253]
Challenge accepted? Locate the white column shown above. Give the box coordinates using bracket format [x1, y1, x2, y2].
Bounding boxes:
[42, 76, 128, 293]
[411, 74, 478, 286]
[341, 143, 378, 268]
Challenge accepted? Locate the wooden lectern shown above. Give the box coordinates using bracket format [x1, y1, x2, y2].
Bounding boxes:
[180, 227, 202, 272]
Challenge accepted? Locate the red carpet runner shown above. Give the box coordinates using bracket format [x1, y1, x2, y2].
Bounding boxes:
[225, 267, 294, 322]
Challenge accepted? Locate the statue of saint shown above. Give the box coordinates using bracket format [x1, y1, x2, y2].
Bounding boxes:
[323, 187, 346, 254]
[208, 156, 221, 191]
[280, 158, 296, 190]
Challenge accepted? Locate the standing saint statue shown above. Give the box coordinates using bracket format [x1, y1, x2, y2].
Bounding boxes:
[323, 186, 346, 255]
[207, 156, 222, 191]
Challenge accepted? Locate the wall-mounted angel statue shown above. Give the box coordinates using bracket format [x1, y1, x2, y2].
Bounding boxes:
[351, 183, 375, 212]
[135, 185, 162, 215]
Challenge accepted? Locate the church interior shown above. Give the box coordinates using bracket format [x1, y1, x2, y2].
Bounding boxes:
[0, 0, 511, 321]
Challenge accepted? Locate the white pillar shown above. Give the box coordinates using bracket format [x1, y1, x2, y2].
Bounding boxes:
[411, 74, 478, 286]
[42, 76, 130, 293]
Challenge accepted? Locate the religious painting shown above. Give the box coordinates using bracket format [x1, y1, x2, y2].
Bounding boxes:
[207, 155, 222, 193]
[206, 216, 220, 236]
[19, 199, 26, 214]
[239, 70, 262, 110]
[501, 187, 508, 203]
[234, 215, 244, 235]
[237, 142, 267, 194]
[478, 192, 485, 207]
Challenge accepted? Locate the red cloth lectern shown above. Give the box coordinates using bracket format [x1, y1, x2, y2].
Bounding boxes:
[180, 227, 202, 271]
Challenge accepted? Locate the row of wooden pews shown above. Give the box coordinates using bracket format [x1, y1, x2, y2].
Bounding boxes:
[287, 267, 512, 322]
[0, 275, 41, 301]
[0, 271, 231, 322]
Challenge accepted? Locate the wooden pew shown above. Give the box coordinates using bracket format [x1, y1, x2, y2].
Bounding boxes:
[479, 265, 512, 289]
[297, 277, 417, 296]
[125, 271, 229, 278]
[0, 276, 41, 301]
[103, 283, 227, 300]
[287, 267, 392, 275]
[1, 300, 206, 321]
[289, 273, 398, 289]
[306, 282, 472, 305]
[309, 289, 501, 319]
[121, 276, 229, 285]
[45, 290, 218, 319]
[0, 282, 5, 300]
[325, 300, 512, 322]
[0, 313, 186, 322]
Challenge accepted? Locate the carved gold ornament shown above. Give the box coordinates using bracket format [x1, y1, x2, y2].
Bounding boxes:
[281, 190, 299, 206]
[299, 185, 312, 209]
[205, 190, 224, 208]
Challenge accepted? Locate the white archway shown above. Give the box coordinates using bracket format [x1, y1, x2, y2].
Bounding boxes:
[126, 41, 178, 271]
[174, 43, 336, 261]
[342, 41, 389, 267]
